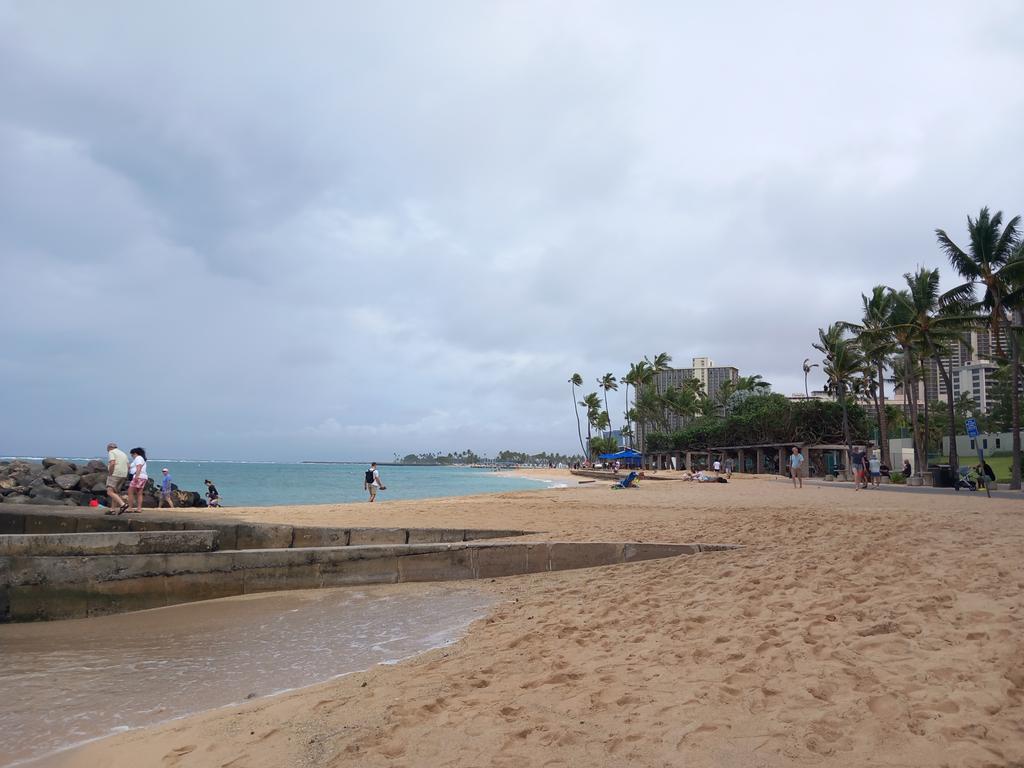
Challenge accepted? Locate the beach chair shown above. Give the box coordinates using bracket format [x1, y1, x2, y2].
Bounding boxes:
[612, 471, 639, 489]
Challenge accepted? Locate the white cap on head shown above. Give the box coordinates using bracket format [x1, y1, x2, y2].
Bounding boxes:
[162, 468, 169, 472]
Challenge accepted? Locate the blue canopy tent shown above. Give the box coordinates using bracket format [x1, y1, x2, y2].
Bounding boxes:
[598, 449, 643, 467]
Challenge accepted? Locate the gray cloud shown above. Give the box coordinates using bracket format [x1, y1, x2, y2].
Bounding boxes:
[2, 1, 1023, 460]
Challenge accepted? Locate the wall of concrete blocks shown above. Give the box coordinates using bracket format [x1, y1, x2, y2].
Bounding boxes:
[1, 540, 738, 622]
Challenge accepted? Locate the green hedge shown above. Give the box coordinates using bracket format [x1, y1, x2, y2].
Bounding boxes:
[645, 395, 867, 452]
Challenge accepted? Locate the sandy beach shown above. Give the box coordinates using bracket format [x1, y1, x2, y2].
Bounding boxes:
[33, 471, 1024, 767]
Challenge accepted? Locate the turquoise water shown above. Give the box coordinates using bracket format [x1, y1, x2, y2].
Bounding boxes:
[111, 462, 556, 507]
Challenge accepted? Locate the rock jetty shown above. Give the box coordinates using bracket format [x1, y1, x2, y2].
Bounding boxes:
[0, 458, 206, 508]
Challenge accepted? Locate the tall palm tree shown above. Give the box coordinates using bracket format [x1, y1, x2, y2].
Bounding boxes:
[597, 373, 618, 438]
[736, 374, 771, 392]
[622, 363, 645, 449]
[802, 358, 819, 398]
[631, 360, 656, 450]
[937, 207, 1024, 488]
[646, 352, 673, 373]
[889, 268, 983, 474]
[579, 392, 603, 458]
[814, 323, 864, 475]
[569, 373, 587, 457]
[843, 286, 897, 467]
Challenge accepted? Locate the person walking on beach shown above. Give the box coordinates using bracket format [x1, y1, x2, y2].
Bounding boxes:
[105, 442, 130, 514]
[364, 462, 384, 502]
[205, 479, 221, 507]
[868, 453, 881, 489]
[126, 447, 148, 513]
[850, 448, 863, 490]
[789, 446, 804, 488]
[158, 468, 175, 508]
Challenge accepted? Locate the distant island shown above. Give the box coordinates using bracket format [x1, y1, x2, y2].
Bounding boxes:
[303, 450, 581, 467]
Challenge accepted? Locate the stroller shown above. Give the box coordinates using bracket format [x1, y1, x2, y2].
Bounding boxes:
[953, 466, 977, 491]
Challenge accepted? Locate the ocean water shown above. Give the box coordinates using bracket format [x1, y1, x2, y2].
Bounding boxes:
[4, 460, 560, 507]
[0, 584, 495, 766]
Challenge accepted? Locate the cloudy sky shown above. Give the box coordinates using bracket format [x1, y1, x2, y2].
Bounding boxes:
[2, 1, 1022, 461]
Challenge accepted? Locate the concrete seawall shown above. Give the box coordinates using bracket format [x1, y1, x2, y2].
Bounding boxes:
[0, 530, 220, 556]
[0, 507, 527, 549]
[1, 540, 739, 622]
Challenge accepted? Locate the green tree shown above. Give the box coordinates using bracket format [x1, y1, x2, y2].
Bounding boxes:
[569, 373, 587, 457]
[814, 323, 865, 473]
[889, 268, 982, 473]
[937, 208, 1024, 488]
[597, 373, 618, 438]
[579, 392, 603, 458]
[843, 286, 897, 467]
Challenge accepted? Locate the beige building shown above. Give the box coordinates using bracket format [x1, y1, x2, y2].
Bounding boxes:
[637, 357, 739, 445]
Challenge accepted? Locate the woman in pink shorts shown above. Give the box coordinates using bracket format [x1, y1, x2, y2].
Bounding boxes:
[126, 447, 148, 514]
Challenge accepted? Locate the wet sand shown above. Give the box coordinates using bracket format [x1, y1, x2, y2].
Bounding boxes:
[31, 471, 1024, 767]
[2, 584, 493, 767]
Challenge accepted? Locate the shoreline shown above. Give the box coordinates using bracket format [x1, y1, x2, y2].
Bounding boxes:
[24, 478, 1024, 767]
[4, 583, 498, 768]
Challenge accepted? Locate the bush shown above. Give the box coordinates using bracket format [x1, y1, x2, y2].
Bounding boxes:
[888, 471, 905, 484]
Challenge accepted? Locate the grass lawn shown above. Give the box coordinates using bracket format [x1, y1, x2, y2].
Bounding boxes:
[938, 453, 1017, 483]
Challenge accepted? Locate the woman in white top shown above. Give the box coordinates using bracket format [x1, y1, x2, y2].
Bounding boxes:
[126, 447, 148, 514]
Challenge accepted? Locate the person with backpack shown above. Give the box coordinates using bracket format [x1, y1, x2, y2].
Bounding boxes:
[364, 462, 385, 502]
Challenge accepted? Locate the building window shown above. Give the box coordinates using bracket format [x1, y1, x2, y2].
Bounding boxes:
[970, 439, 976, 449]
[983, 438, 988, 449]
[996, 438, 1001, 449]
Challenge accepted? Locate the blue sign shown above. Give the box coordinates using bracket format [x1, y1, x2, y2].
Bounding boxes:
[966, 418, 979, 438]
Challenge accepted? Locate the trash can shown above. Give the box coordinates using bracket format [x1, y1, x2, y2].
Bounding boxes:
[930, 464, 954, 488]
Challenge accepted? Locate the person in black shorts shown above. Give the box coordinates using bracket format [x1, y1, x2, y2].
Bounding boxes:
[204, 479, 221, 507]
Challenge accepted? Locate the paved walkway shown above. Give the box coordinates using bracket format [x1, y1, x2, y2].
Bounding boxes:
[801, 477, 1024, 500]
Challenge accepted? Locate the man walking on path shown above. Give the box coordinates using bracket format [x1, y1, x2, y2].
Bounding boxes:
[105, 442, 129, 513]
[158, 468, 175, 508]
[789, 446, 804, 489]
[365, 462, 384, 502]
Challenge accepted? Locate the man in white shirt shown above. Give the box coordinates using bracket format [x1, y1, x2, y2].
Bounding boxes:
[789, 446, 804, 489]
[712, 459, 722, 474]
[365, 462, 384, 502]
[105, 442, 129, 513]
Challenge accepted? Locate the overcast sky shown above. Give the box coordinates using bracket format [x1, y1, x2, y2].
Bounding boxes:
[2, 1, 1022, 461]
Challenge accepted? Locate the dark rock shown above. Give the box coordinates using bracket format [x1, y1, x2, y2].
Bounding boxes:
[27, 496, 65, 505]
[84, 459, 106, 473]
[29, 485, 63, 500]
[41, 457, 61, 468]
[2, 494, 30, 504]
[81, 472, 106, 488]
[54, 474, 80, 491]
[90, 481, 109, 493]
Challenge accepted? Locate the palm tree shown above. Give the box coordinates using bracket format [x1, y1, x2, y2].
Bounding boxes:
[802, 358, 819, 399]
[569, 373, 587, 457]
[736, 374, 771, 392]
[622, 363, 645, 449]
[579, 392, 603, 458]
[889, 268, 983, 474]
[631, 360, 656, 450]
[597, 373, 618, 438]
[887, 294, 925, 477]
[646, 352, 673, 373]
[843, 286, 897, 467]
[814, 323, 864, 475]
[937, 208, 1024, 488]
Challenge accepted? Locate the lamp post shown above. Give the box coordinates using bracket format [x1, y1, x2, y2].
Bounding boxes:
[802, 358, 819, 400]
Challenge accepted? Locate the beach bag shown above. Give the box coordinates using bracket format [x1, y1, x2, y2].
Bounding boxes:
[364, 469, 375, 484]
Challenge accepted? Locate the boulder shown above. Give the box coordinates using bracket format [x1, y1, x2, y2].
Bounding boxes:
[84, 459, 106, 473]
[0, 477, 17, 490]
[29, 485, 64, 500]
[54, 474, 81, 490]
[2, 494, 30, 504]
[91, 481, 109, 493]
[172, 490, 203, 508]
[81, 472, 106, 488]
[41, 457, 62, 468]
